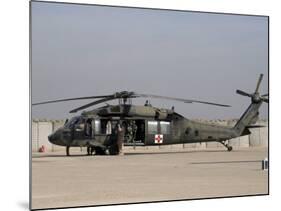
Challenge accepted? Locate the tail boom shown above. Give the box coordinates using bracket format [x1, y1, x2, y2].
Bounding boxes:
[233, 102, 262, 136]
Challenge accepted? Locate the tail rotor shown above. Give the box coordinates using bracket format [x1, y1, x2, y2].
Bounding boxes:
[236, 74, 268, 104]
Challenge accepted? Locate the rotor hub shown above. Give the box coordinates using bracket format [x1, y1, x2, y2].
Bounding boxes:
[252, 93, 261, 103]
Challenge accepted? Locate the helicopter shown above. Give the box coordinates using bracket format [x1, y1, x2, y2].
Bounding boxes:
[32, 74, 268, 156]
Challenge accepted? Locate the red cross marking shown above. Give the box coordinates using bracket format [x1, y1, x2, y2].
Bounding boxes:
[154, 134, 163, 143]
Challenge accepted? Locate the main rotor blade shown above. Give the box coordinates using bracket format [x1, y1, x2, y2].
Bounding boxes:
[32, 95, 113, 106]
[263, 98, 269, 103]
[261, 97, 269, 103]
[255, 74, 264, 93]
[236, 89, 252, 97]
[188, 100, 231, 107]
[135, 93, 231, 107]
[69, 97, 116, 113]
[135, 93, 193, 103]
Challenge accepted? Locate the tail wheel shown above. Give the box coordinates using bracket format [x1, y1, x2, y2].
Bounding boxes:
[220, 141, 233, 152]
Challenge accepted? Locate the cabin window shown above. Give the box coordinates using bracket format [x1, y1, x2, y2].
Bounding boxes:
[195, 130, 199, 136]
[95, 119, 116, 135]
[185, 127, 191, 135]
[100, 120, 109, 134]
[94, 120, 101, 134]
[148, 121, 158, 134]
[160, 121, 170, 134]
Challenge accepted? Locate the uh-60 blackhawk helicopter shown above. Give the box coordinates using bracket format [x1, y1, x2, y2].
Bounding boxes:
[32, 74, 268, 156]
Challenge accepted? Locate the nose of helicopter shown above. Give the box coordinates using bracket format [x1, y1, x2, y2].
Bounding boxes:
[48, 129, 63, 145]
[48, 132, 57, 145]
[49, 127, 73, 146]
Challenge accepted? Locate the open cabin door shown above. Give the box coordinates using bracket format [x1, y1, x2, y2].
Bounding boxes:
[123, 120, 145, 146]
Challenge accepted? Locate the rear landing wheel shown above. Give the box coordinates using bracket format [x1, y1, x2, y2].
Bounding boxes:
[227, 146, 233, 152]
[220, 141, 233, 152]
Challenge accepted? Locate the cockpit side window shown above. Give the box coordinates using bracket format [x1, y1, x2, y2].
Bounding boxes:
[65, 116, 81, 128]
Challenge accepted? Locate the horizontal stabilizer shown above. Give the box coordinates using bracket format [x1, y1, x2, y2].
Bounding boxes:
[240, 125, 266, 136]
[245, 125, 266, 129]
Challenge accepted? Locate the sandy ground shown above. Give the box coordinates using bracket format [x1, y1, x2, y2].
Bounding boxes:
[31, 147, 268, 210]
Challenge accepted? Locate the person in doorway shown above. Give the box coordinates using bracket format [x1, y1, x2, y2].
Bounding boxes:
[106, 120, 112, 135]
[85, 119, 92, 137]
[117, 122, 124, 155]
[132, 120, 138, 142]
[126, 121, 133, 143]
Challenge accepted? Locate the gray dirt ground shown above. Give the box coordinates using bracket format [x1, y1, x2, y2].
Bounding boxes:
[31, 147, 268, 210]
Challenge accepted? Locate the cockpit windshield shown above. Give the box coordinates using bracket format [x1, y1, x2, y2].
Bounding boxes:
[64, 116, 82, 128]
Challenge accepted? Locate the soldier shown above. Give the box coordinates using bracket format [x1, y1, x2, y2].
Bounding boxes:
[106, 120, 112, 135]
[126, 121, 133, 142]
[132, 120, 138, 142]
[85, 119, 92, 137]
[116, 122, 124, 155]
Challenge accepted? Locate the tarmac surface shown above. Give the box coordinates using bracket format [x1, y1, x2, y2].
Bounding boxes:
[31, 147, 268, 210]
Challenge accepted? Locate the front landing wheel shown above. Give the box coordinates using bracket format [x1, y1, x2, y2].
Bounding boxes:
[227, 146, 233, 152]
[66, 146, 70, 156]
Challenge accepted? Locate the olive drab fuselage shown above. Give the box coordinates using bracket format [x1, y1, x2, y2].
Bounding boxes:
[48, 103, 244, 150]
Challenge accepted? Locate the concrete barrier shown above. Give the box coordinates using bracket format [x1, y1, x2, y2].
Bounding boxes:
[228, 136, 250, 148]
[195, 142, 206, 149]
[171, 144, 184, 149]
[206, 142, 222, 148]
[38, 121, 53, 151]
[183, 143, 197, 148]
[249, 120, 268, 147]
[159, 144, 172, 149]
[259, 126, 268, 147]
[52, 120, 65, 152]
[249, 127, 260, 146]
[239, 135, 250, 147]
[32, 119, 65, 152]
[32, 121, 39, 152]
